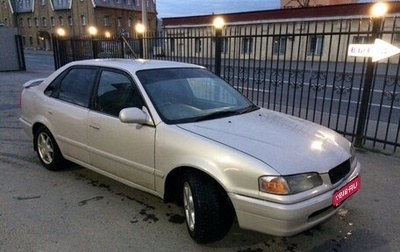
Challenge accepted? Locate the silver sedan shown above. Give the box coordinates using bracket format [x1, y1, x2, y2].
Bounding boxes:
[20, 59, 361, 243]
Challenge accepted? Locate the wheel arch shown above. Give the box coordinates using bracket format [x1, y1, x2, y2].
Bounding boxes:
[32, 122, 49, 151]
[163, 166, 234, 211]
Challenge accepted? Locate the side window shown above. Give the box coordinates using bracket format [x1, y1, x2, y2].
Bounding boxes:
[58, 68, 97, 107]
[95, 70, 142, 117]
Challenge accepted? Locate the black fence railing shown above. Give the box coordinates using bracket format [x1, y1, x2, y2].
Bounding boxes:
[53, 16, 400, 154]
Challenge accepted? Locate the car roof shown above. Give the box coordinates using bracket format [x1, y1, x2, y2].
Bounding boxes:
[65, 59, 204, 72]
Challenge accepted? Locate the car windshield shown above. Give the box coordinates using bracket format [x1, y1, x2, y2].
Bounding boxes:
[137, 68, 258, 124]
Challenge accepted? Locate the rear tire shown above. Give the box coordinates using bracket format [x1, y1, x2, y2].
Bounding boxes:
[34, 126, 65, 171]
[182, 171, 234, 244]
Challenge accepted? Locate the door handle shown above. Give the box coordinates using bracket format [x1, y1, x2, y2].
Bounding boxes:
[89, 124, 100, 130]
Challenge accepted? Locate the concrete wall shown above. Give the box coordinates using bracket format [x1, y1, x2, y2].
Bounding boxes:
[0, 27, 22, 71]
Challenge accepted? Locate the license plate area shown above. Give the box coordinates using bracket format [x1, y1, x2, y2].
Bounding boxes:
[332, 176, 360, 207]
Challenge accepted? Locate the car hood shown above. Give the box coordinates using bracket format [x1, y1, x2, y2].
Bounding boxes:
[178, 108, 350, 175]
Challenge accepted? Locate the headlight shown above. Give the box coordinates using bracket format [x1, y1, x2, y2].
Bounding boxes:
[350, 144, 357, 165]
[259, 173, 323, 195]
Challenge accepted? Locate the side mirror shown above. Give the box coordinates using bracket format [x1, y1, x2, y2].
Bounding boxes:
[119, 107, 153, 125]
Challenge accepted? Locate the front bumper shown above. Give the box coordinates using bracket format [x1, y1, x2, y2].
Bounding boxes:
[229, 161, 361, 237]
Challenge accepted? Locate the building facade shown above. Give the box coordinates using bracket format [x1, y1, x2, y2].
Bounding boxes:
[161, 2, 400, 63]
[281, 0, 357, 8]
[0, 0, 156, 50]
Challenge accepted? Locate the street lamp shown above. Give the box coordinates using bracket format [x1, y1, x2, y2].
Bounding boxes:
[355, 2, 388, 147]
[135, 23, 145, 34]
[54, 28, 67, 69]
[213, 17, 225, 30]
[135, 23, 145, 58]
[371, 2, 388, 17]
[57, 28, 66, 37]
[88, 26, 98, 59]
[105, 31, 111, 39]
[88, 26, 98, 37]
[213, 17, 225, 77]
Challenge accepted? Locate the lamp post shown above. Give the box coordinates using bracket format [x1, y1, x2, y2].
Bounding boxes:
[355, 2, 387, 147]
[88, 26, 98, 59]
[136, 23, 145, 58]
[54, 28, 66, 69]
[213, 17, 225, 77]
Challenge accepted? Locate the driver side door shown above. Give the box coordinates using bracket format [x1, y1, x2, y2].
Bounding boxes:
[87, 68, 155, 190]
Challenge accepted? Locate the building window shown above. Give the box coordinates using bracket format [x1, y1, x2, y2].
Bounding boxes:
[81, 15, 86, 26]
[273, 36, 287, 55]
[27, 18, 31, 27]
[242, 37, 253, 54]
[40, 0, 45, 6]
[104, 16, 109, 26]
[29, 36, 33, 45]
[51, 16, 55, 26]
[19, 18, 23, 27]
[68, 16, 73, 26]
[59, 16, 63, 26]
[128, 17, 132, 27]
[117, 18, 122, 27]
[352, 36, 372, 44]
[42, 17, 47, 27]
[308, 35, 324, 56]
[35, 17, 39, 27]
[3, 1, 7, 9]
[195, 38, 201, 53]
[22, 36, 26, 46]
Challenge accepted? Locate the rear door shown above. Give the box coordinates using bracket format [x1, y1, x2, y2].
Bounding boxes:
[87, 68, 155, 190]
[44, 66, 98, 164]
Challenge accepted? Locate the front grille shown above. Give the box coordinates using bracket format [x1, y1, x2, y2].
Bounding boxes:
[328, 159, 351, 184]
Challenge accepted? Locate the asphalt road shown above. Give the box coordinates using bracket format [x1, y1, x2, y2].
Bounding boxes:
[0, 51, 399, 251]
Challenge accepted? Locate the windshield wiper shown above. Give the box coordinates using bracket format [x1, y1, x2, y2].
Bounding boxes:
[194, 109, 240, 122]
[238, 104, 259, 114]
[194, 105, 259, 122]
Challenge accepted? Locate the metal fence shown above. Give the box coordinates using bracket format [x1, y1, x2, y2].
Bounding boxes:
[53, 16, 400, 154]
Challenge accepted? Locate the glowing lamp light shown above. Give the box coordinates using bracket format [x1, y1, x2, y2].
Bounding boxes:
[135, 23, 145, 34]
[88, 26, 98, 36]
[213, 17, 225, 30]
[57, 28, 66, 37]
[371, 2, 388, 17]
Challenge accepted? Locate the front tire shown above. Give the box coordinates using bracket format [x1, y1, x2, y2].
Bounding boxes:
[34, 126, 65, 171]
[183, 171, 235, 243]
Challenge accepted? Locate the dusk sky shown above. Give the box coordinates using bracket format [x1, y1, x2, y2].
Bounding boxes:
[156, 0, 280, 18]
[155, 0, 379, 18]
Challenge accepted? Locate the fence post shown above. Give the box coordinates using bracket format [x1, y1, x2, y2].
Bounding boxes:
[355, 17, 382, 147]
[139, 35, 144, 58]
[53, 36, 61, 70]
[214, 29, 222, 77]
